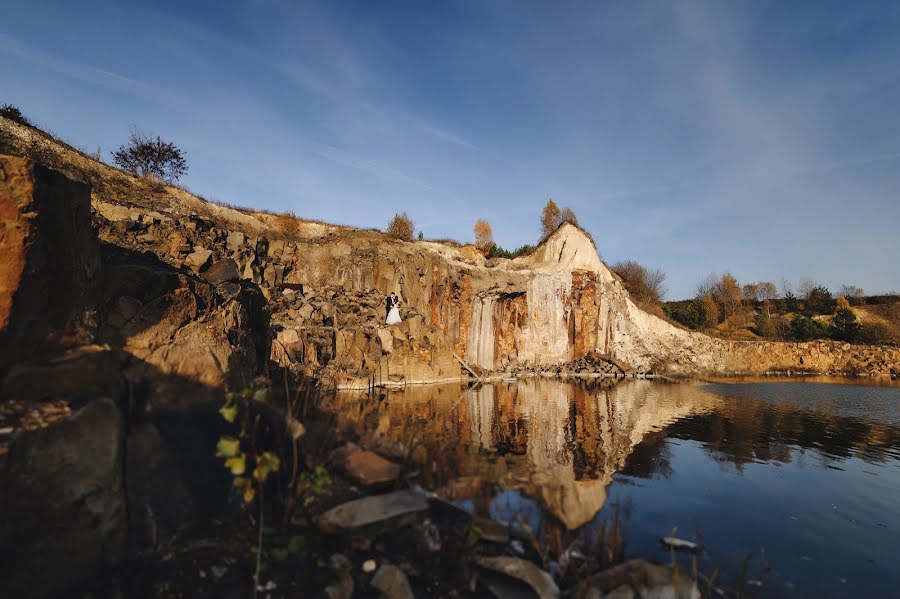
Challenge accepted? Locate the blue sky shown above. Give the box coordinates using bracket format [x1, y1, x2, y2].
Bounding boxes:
[3, 0, 899, 299]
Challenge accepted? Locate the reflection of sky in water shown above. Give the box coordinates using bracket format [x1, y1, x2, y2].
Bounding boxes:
[331, 378, 900, 597]
[489, 490, 542, 532]
[601, 438, 900, 598]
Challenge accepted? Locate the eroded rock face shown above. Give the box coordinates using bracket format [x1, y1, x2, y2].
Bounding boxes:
[0, 157, 272, 598]
[77, 163, 897, 382]
[0, 155, 100, 378]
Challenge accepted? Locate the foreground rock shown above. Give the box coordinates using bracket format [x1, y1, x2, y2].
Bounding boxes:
[371, 564, 415, 599]
[0, 398, 124, 599]
[318, 490, 430, 535]
[476, 556, 559, 599]
[579, 559, 700, 599]
[0, 156, 270, 598]
[333, 442, 401, 486]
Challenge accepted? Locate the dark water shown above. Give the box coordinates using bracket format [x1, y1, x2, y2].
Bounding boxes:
[330, 377, 900, 598]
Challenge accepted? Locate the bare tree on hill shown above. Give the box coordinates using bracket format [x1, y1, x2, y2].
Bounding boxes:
[112, 128, 188, 183]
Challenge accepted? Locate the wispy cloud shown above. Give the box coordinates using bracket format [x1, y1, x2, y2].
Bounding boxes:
[0, 33, 167, 100]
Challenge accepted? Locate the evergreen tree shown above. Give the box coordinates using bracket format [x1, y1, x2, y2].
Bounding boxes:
[831, 296, 861, 342]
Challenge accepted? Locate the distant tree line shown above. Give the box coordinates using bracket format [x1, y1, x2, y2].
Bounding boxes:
[662, 272, 895, 344]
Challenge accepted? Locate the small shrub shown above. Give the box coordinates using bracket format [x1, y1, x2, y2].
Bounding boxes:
[112, 128, 188, 183]
[473, 219, 494, 253]
[276, 211, 302, 238]
[0, 103, 29, 125]
[386, 212, 415, 241]
[753, 310, 778, 339]
[789, 315, 830, 340]
[858, 322, 898, 345]
[663, 300, 706, 329]
[612, 260, 666, 305]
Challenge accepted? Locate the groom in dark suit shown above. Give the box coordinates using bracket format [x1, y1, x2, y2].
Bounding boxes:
[385, 294, 393, 321]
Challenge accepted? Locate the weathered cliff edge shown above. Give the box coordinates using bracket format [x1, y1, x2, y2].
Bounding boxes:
[2, 114, 897, 391]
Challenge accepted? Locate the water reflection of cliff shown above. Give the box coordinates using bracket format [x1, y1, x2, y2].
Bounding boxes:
[330, 379, 900, 530]
[331, 379, 725, 529]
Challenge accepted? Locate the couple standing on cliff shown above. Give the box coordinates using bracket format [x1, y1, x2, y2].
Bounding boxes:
[385, 293, 403, 325]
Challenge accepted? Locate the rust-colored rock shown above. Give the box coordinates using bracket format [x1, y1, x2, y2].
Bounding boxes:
[0, 155, 100, 377]
[332, 442, 400, 486]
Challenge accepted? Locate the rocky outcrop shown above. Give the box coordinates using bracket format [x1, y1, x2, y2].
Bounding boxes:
[91, 199, 899, 382]
[0, 156, 271, 598]
[0, 155, 100, 378]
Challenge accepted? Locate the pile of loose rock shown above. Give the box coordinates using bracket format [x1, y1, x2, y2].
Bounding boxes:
[556, 352, 630, 377]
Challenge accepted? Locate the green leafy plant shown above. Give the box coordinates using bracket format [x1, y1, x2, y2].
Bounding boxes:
[217, 386, 280, 596]
[298, 465, 331, 497]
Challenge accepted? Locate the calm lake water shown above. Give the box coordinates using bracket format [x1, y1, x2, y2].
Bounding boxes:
[329, 377, 900, 598]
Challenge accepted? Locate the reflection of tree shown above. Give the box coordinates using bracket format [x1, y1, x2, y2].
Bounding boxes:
[663, 400, 900, 472]
[621, 430, 673, 479]
[326, 380, 900, 531]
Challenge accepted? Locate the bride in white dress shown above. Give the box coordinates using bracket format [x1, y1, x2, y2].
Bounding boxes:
[386, 293, 402, 325]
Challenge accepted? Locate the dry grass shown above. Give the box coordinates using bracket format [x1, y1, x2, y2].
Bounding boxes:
[427, 237, 465, 247]
[386, 212, 415, 241]
[274, 211, 301, 238]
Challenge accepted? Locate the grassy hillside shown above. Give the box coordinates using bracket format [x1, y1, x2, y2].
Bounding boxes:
[663, 294, 900, 345]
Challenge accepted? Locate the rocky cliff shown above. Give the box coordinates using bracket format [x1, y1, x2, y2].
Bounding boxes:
[8, 120, 900, 392]
[0, 153, 269, 597]
[2, 114, 897, 390]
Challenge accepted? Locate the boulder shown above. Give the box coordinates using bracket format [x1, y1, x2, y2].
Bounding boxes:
[580, 559, 699, 599]
[0, 398, 125, 599]
[202, 258, 240, 285]
[0, 345, 125, 403]
[476, 556, 559, 599]
[333, 442, 400, 486]
[371, 564, 415, 599]
[318, 490, 429, 535]
[184, 248, 213, 272]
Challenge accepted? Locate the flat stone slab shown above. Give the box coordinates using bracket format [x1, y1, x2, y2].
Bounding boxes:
[333, 442, 400, 486]
[371, 564, 415, 599]
[476, 556, 559, 599]
[318, 490, 429, 534]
